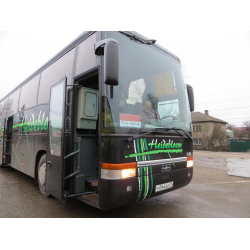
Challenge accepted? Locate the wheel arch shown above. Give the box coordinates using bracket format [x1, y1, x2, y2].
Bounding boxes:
[34, 150, 46, 179]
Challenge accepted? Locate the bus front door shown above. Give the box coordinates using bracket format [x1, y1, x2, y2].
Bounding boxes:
[2, 117, 13, 165]
[45, 77, 67, 202]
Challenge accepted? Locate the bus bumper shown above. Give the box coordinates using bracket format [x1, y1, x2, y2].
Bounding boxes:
[99, 167, 193, 210]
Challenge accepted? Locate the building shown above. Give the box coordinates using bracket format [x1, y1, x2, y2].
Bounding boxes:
[231, 127, 250, 139]
[191, 110, 228, 150]
[227, 129, 234, 138]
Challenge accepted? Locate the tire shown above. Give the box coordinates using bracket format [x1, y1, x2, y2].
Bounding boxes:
[38, 154, 50, 197]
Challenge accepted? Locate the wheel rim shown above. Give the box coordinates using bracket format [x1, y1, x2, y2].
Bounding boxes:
[38, 163, 46, 186]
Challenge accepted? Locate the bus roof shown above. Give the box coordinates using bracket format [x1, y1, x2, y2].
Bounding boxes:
[0, 31, 95, 103]
[0, 31, 181, 103]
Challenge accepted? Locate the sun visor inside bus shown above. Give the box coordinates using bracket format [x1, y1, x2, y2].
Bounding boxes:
[154, 71, 177, 97]
[77, 87, 99, 129]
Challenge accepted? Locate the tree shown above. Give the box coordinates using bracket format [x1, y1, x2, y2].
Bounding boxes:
[199, 123, 228, 150]
[0, 99, 14, 137]
[242, 119, 250, 138]
[226, 123, 235, 131]
[210, 123, 228, 149]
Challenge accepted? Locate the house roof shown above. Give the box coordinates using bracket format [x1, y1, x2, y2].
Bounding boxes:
[234, 127, 247, 131]
[191, 112, 227, 124]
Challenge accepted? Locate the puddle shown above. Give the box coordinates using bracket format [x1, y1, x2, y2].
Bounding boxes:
[227, 158, 250, 178]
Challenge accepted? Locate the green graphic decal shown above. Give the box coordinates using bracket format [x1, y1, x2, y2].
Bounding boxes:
[126, 139, 183, 159]
[136, 168, 143, 202]
[144, 138, 150, 160]
[136, 139, 141, 161]
[12, 144, 24, 172]
[125, 149, 183, 159]
[140, 138, 144, 161]
[143, 167, 147, 198]
[148, 166, 153, 198]
[25, 131, 29, 150]
[13, 111, 48, 133]
[134, 138, 182, 202]
[148, 139, 182, 150]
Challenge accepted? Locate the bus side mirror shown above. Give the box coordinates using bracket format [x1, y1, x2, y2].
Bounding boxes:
[186, 84, 194, 112]
[94, 38, 120, 86]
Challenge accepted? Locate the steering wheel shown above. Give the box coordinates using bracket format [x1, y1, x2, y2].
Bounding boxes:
[160, 116, 175, 120]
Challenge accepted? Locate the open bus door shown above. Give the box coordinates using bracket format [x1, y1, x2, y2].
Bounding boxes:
[45, 77, 67, 202]
[2, 117, 13, 165]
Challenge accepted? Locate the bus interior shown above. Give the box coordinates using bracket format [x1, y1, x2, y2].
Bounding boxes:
[72, 71, 99, 194]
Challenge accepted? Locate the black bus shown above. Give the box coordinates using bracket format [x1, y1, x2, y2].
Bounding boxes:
[0, 31, 194, 210]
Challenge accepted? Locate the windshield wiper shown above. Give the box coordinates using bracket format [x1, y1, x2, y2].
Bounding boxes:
[119, 31, 157, 45]
[125, 127, 193, 142]
[172, 127, 193, 143]
[125, 130, 170, 142]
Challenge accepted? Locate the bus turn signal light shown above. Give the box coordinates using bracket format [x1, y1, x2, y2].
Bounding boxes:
[187, 156, 193, 168]
[102, 162, 137, 170]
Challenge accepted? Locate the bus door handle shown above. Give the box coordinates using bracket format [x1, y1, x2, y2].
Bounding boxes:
[47, 161, 52, 168]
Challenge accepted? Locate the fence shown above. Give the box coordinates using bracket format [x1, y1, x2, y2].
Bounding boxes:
[230, 141, 250, 152]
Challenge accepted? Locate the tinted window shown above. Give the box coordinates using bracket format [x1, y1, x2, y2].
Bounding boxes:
[75, 33, 97, 76]
[8, 89, 20, 115]
[49, 79, 65, 157]
[0, 102, 3, 120]
[0, 98, 12, 118]
[19, 74, 39, 111]
[38, 49, 75, 104]
[0, 102, 3, 146]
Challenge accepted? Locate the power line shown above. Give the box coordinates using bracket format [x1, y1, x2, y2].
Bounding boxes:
[196, 96, 250, 105]
[194, 105, 250, 112]
[210, 106, 250, 111]
[208, 112, 250, 117]
[222, 117, 250, 120]
[195, 87, 250, 98]
[195, 109, 249, 116]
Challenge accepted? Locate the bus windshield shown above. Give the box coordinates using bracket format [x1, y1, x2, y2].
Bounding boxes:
[102, 31, 192, 134]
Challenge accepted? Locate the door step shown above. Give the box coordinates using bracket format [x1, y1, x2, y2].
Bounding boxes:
[86, 178, 98, 191]
[0, 164, 10, 168]
[75, 193, 100, 209]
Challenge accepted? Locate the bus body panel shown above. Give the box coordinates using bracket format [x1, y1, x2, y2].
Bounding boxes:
[9, 105, 49, 177]
[0, 118, 3, 165]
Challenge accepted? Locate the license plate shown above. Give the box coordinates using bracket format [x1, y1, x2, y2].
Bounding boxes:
[155, 181, 173, 192]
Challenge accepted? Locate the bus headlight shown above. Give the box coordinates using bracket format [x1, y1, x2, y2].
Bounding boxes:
[187, 156, 193, 168]
[101, 162, 137, 179]
[121, 168, 136, 179]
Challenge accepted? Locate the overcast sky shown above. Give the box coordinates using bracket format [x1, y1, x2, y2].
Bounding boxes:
[1, 31, 250, 126]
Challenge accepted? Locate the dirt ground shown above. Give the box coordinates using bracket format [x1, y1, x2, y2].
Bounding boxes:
[0, 150, 250, 217]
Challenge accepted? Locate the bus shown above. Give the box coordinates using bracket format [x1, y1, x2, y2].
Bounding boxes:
[0, 31, 194, 210]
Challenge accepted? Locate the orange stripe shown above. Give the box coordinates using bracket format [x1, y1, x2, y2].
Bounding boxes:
[102, 162, 136, 170]
[187, 156, 193, 161]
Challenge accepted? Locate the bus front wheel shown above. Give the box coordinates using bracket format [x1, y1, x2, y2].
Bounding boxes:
[38, 154, 50, 197]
